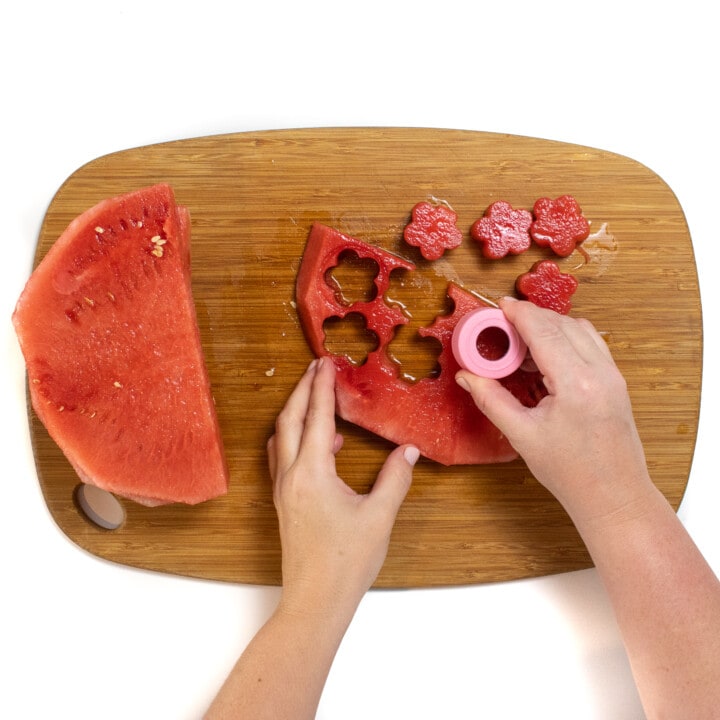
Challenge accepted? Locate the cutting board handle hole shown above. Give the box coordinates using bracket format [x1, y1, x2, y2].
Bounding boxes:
[74, 484, 125, 530]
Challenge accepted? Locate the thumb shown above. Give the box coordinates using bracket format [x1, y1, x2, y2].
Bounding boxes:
[456, 371, 528, 439]
[369, 444, 417, 515]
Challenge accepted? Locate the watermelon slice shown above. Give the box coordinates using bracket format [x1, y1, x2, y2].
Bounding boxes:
[13, 184, 228, 506]
[296, 223, 547, 465]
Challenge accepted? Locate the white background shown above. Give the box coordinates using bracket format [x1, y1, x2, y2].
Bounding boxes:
[2, 2, 717, 718]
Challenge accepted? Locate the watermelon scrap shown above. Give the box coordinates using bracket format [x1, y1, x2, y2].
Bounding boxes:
[13, 184, 228, 506]
[296, 223, 546, 465]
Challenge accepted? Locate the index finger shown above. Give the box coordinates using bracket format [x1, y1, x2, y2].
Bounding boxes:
[297, 357, 339, 461]
[271, 359, 320, 475]
[271, 357, 339, 478]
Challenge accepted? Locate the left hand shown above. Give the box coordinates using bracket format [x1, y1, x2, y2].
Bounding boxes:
[268, 358, 418, 618]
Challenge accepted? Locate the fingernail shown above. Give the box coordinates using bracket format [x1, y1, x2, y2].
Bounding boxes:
[308, 359, 318, 371]
[501, 296, 518, 303]
[404, 446, 420, 466]
[455, 375, 471, 392]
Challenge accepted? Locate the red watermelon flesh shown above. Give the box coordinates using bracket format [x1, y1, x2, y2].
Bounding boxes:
[296, 223, 547, 465]
[13, 184, 228, 506]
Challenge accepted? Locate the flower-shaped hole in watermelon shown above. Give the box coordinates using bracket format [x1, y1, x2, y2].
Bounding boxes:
[324, 250, 379, 305]
[387, 324, 443, 383]
[383, 267, 454, 383]
[322, 312, 379, 366]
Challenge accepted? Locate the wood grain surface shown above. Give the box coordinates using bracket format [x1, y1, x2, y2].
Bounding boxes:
[26, 128, 702, 587]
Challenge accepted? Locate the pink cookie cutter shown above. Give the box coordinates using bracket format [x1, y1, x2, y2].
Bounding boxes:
[452, 308, 527, 379]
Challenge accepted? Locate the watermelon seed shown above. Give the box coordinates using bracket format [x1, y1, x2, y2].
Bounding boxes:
[113, 381, 123, 388]
[150, 235, 165, 257]
[107, 291, 116, 302]
[95, 226, 104, 234]
[83, 296, 95, 307]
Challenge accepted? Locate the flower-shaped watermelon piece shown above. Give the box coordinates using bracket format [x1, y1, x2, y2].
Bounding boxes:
[403, 201, 463, 260]
[470, 200, 533, 259]
[516, 260, 578, 315]
[530, 195, 590, 257]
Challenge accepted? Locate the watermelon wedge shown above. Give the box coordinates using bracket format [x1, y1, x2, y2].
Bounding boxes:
[296, 223, 549, 465]
[13, 184, 228, 506]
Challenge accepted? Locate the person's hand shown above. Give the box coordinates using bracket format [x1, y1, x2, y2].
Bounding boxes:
[268, 357, 418, 618]
[456, 299, 655, 525]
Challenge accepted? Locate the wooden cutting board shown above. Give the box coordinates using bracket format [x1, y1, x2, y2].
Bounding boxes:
[27, 128, 701, 587]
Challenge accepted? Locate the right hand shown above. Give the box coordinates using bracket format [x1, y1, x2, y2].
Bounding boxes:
[456, 298, 654, 524]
